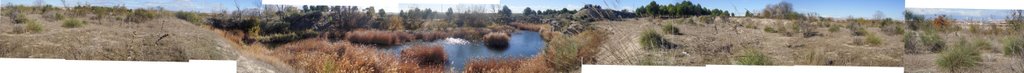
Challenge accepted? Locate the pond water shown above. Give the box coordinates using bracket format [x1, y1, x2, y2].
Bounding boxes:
[384, 30, 546, 72]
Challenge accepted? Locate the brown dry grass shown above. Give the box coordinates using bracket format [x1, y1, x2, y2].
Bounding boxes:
[464, 58, 525, 73]
[415, 31, 451, 41]
[483, 32, 511, 49]
[344, 30, 415, 45]
[463, 55, 555, 73]
[400, 44, 448, 67]
[271, 38, 436, 73]
[511, 23, 548, 32]
[578, 29, 608, 64]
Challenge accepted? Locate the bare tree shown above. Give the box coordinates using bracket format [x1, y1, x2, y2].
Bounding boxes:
[874, 11, 885, 20]
[1009, 10, 1024, 31]
[61, 0, 67, 10]
[35, 0, 46, 6]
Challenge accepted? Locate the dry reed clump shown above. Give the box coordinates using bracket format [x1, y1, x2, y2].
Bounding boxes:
[272, 38, 430, 73]
[483, 32, 511, 49]
[344, 30, 415, 46]
[463, 56, 554, 73]
[450, 28, 491, 40]
[544, 34, 581, 72]
[487, 24, 518, 33]
[578, 29, 607, 64]
[540, 30, 562, 42]
[512, 23, 547, 32]
[400, 44, 448, 67]
[463, 58, 525, 73]
[414, 31, 451, 41]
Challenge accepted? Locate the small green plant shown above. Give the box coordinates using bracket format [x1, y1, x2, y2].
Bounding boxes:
[661, 24, 680, 35]
[50, 13, 65, 20]
[127, 9, 159, 23]
[738, 49, 771, 65]
[639, 56, 655, 65]
[936, 40, 981, 73]
[320, 60, 336, 73]
[14, 13, 29, 24]
[639, 30, 664, 49]
[852, 27, 868, 36]
[866, 33, 883, 46]
[921, 30, 946, 53]
[972, 39, 992, 51]
[764, 27, 778, 33]
[828, 25, 840, 32]
[26, 20, 43, 33]
[1004, 38, 1024, 56]
[175, 12, 204, 25]
[546, 35, 580, 72]
[63, 19, 86, 28]
[903, 31, 919, 53]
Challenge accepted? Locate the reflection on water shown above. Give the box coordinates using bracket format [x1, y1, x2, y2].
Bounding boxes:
[385, 30, 546, 72]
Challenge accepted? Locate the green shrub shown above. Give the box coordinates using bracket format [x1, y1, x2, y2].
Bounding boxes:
[866, 33, 883, 46]
[127, 9, 159, 23]
[936, 40, 981, 73]
[852, 26, 868, 36]
[661, 24, 680, 35]
[738, 49, 771, 65]
[545, 35, 580, 72]
[63, 19, 86, 28]
[903, 32, 919, 53]
[47, 13, 65, 20]
[175, 12, 204, 25]
[972, 39, 992, 51]
[26, 21, 43, 33]
[921, 30, 946, 53]
[13, 13, 29, 24]
[639, 30, 664, 49]
[764, 27, 778, 33]
[828, 25, 840, 32]
[1004, 38, 1024, 56]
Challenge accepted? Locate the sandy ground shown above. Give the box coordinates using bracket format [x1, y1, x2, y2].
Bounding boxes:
[592, 17, 902, 66]
[0, 13, 291, 73]
[903, 32, 1024, 73]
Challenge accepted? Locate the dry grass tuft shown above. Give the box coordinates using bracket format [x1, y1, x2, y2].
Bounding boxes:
[415, 31, 451, 41]
[483, 32, 511, 49]
[578, 29, 607, 64]
[344, 30, 415, 46]
[272, 38, 429, 73]
[512, 23, 547, 32]
[464, 58, 525, 73]
[400, 44, 448, 67]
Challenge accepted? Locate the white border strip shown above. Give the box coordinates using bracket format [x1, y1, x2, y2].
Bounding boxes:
[583, 64, 903, 73]
[0, 58, 236, 73]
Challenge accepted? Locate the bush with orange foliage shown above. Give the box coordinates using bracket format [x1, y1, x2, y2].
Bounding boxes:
[933, 15, 950, 29]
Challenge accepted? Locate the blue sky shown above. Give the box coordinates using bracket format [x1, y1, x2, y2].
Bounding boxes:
[3, 0, 903, 19]
[2, 0, 261, 12]
[502, 0, 904, 19]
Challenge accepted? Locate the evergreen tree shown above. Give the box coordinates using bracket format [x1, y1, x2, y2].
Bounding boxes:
[524, 7, 535, 16]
